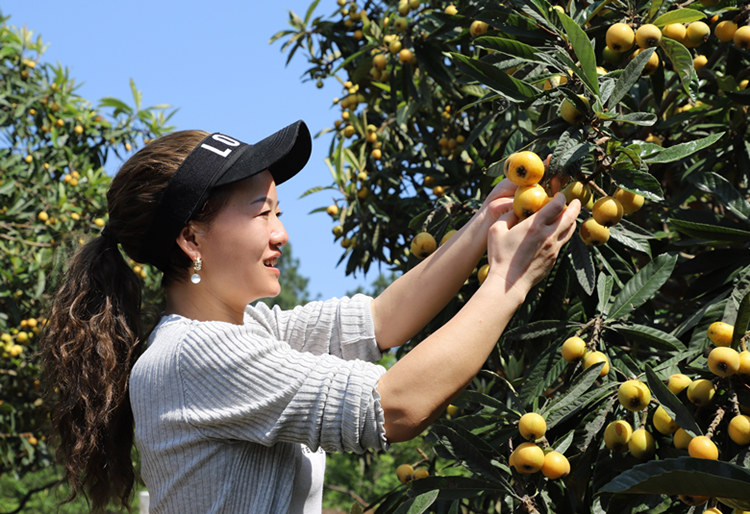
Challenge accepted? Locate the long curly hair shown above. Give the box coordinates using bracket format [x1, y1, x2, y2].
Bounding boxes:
[40, 130, 231, 511]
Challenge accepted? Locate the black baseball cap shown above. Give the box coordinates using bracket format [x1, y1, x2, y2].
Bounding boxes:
[143, 120, 312, 270]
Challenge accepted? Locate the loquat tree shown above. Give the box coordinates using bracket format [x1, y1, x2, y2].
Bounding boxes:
[274, 0, 750, 511]
[0, 13, 173, 511]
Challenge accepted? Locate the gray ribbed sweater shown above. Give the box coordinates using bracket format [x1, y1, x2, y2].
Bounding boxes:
[129, 294, 388, 513]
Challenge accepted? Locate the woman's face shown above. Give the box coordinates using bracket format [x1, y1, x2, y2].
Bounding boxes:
[194, 170, 288, 310]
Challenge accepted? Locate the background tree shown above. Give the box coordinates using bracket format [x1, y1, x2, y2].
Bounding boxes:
[274, 0, 750, 511]
[0, 13, 172, 512]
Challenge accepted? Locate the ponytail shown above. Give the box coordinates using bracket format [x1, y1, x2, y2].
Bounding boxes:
[40, 129, 213, 511]
[41, 233, 143, 512]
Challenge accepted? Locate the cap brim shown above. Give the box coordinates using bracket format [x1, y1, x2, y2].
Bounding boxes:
[214, 120, 312, 187]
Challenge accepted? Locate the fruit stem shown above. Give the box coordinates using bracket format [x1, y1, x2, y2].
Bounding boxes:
[729, 390, 741, 417]
[706, 407, 725, 438]
[585, 180, 608, 199]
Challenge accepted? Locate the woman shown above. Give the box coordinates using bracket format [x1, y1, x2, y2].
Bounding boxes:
[41, 120, 580, 513]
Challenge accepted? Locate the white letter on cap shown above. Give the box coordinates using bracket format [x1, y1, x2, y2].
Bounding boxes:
[201, 134, 241, 158]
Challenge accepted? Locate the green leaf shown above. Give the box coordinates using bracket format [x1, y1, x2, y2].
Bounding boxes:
[393, 490, 439, 514]
[570, 234, 596, 295]
[610, 167, 664, 201]
[519, 348, 568, 406]
[608, 323, 686, 351]
[473, 36, 540, 60]
[609, 224, 652, 255]
[544, 380, 616, 430]
[503, 320, 572, 341]
[430, 425, 506, 482]
[607, 47, 657, 109]
[540, 362, 606, 425]
[597, 273, 614, 315]
[602, 112, 657, 126]
[608, 253, 677, 320]
[651, 8, 706, 27]
[731, 277, 750, 348]
[690, 171, 750, 223]
[556, 12, 599, 97]
[598, 457, 750, 499]
[450, 53, 538, 102]
[645, 365, 702, 437]
[646, 0, 665, 22]
[659, 37, 697, 100]
[669, 218, 750, 243]
[644, 132, 724, 164]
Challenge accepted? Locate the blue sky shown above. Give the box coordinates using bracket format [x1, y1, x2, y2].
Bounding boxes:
[2, 0, 377, 299]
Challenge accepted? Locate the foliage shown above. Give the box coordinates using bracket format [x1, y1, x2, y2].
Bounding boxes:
[274, 0, 750, 511]
[0, 12, 173, 511]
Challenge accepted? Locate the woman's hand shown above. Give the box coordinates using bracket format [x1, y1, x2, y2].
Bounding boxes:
[479, 178, 517, 223]
[485, 192, 580, 297]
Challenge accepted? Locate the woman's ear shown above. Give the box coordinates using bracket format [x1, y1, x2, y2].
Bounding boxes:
[175, 221, 202, 262]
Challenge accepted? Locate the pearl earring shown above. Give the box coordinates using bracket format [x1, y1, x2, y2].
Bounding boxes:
[190, 258, 203, 284]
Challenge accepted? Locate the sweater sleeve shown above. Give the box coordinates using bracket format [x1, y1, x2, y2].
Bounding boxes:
[246, 294, 382, 362]
[178, 319, 389, 454]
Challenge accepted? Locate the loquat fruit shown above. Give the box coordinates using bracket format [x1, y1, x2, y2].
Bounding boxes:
[511, 442, 545, 474]
[618, 380, 651, 411]
[734, 25, 750, 50]
[410, 232, 437, 259]
[631, 48, 659, 74]
[693, 54, 708, 72]
[728, 414, 750, 446]
[504, 151, 545, 186]
[583, 350, 609, 376]
[652, 405, 678, 435]
[541, 451, 570, 479]
[518, 412, 547, 441]
[673, 428, 693, 449]
[687, 378, 715, 406]
[707, 346, 740, 377]
[715, 20, 738, 43]
[685, 21, 710, 47]
[688, 435, 718, 459]
[396, 463, 414, 483]
[513, 184, 549, 220]
[563, 181, 593, 207]
[592, 196, 624, 227]
[579, 218, 610, 246]
[661, 23, 686, 43]
[470, 20, 489, 37]
[561, 336, 587, 362]
[628, 428, 655, 459]
[477, 263, 490, 285]
[560, 95, 589, 124]
[604, 420, 633, 452]
[667, 373, 692, 394]
[678, 494, 709, 506]
[707, 321, 733, 346]
[635, 24, 661, 48]
[739, 350, 750, 374]
[612, 188, 644, 215]
[606, 23, 635, 52]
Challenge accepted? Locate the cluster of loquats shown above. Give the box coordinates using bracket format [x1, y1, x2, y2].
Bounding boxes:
[509, 413, 570, 480]
[503, 150, 549, 220]
[563, 182, 645, 247]
[561, 335, 610, 377]
[408, 225, 457, 261]
[395, 462, 430, 484]
[1, 317, 45, 359]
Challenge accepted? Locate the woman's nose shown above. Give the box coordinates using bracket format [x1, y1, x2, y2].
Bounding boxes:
[271, 221, 288, 248]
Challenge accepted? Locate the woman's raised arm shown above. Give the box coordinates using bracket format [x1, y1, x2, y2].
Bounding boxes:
[370, 179, 517, 351]
[376, 193, 580, 443]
